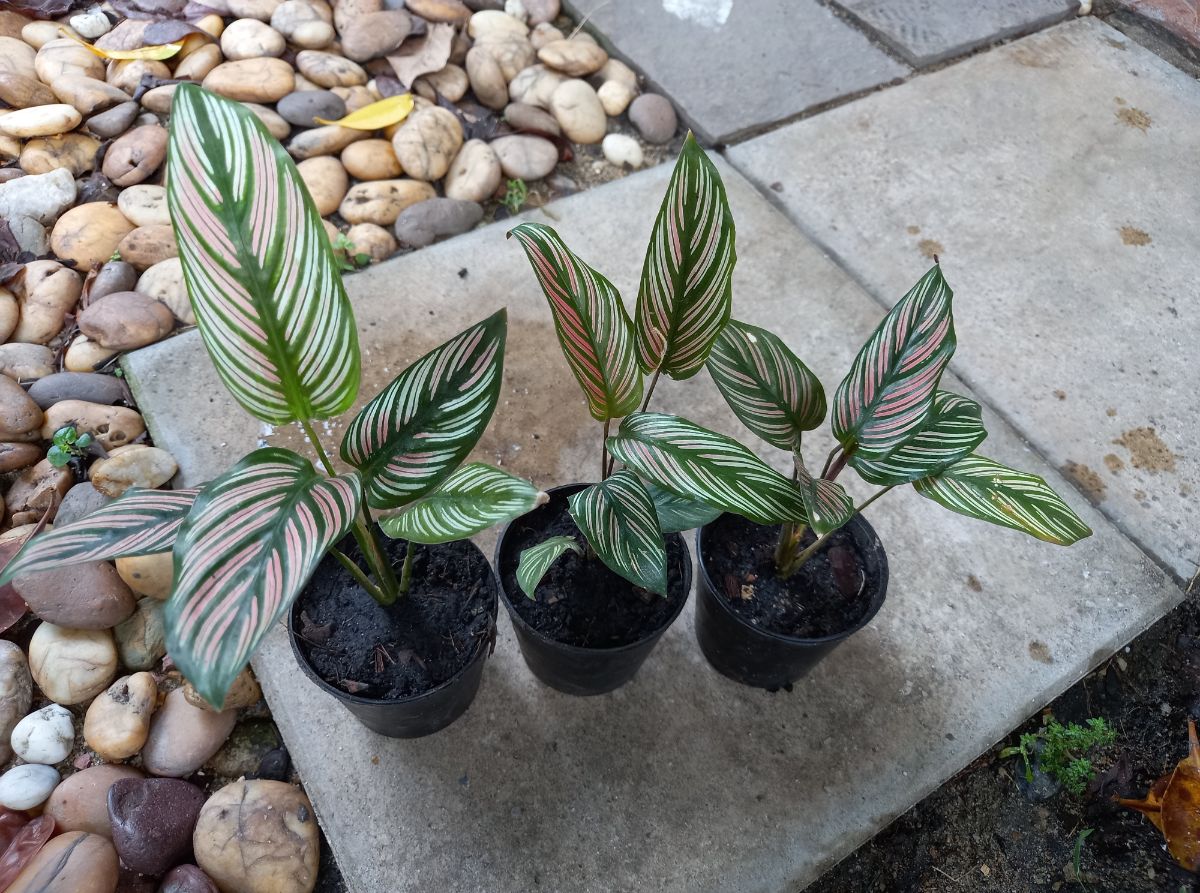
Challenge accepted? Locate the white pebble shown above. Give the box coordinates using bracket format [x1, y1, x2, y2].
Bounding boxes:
[69, 7, 112, 39]
[505, 0, 528, 22]
[602, 133, 643, 169]
[0, 763, 60, 810]
[11, 704, 74, 765]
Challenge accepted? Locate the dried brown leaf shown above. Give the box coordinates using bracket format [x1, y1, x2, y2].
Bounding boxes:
[387, 23, 454, 89]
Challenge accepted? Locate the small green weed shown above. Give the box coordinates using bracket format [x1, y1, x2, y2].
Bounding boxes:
[331, 233, 371, 273]
[502, 178, 528, 215]
[1001, 716, 1116, 795]
[47, 425, 93, 468]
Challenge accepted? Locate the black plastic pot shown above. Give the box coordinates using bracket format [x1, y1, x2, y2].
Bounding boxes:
[494, 484, 692, 696]
[694, 514, 888, 690]
[287, 538, 497, 738]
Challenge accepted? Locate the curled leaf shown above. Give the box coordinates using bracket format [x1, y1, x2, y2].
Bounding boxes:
[314, 94, 415, 130]
[61, 29, 182, 60]
[1118, 720, 1200, 871]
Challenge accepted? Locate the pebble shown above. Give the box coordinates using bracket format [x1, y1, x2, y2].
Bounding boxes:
[221, 18, 286, 59]
[597, 79, 635, 117]
[50, 76, 128, 117]
[64, 335, 117, 372]
[28, 372, 124, 409]
[109, 58, 168, 95]
[0, 443, 41, 473]
[203, 58, 295, 102]
[5, 459, 70, 523]
[491, 134, 558, 180]
[0, 376, 42, 439]
[341, 139, 402, 180]
[465, 46, 507, 110]
[34, 40, 105, 83]
[524, 0, 558, 24]
[0, 168, 75, 225]
[287, 124, 367, 159]
[549, 78, 606, 144]
[507, 63, 563, 109]
[343, 223, 396, 263]
[83, 672, 157, 761]
[89, 444, 178, 497]
[78, 291, 175, 352]
[407, 0, 471, 21]
[599, 57, 638, 87]
[159, 866, 220, 893]
[0, 643, 30, 765]
[444, 139, 501, 202]
[84, 101, 138, 139]
[503, 101, 559, 136]
[101, 125, 167, 187]
[295, 50, 366, 88]
[116, 185, 168, 228]
[54, 482, 112, 525]
[391, 107, 463, 182]
[478, 34, 535, 81]
[415, 64, 469, 103]
[19, 133, 99, 178]
[194, 781, 319, 893]
[628, 92, 677, 144]
[271, 1, 335, 49]
[44, 763, 142, 838]
[27, 623, 118, 705]
[109, 777, 207, 876]
[0, 35, 35, 75]
[0, 104, 81, 139]
[15, 561, 136, 629]
[296, 156, 348, 216]
[113, 599, 167, 670]
[0, 342, 55, 380]
[529, 21, 563, 50]
[115, 553, 173, 600]
[468, 9, 528, 40]
[140, 689, 237, 777]
[174, 44, 224, 82]
[229, 0, 285, 20]
[0, 289, 13, 343]
[394, 197, 484, 247]
[5, 831, 119, 893]
[340, 9, 411, 62]
[115, 225, 178, 271]
[12, 260, 81, 345]
[184, 667, 261, 712]
[537, 38, 607, 76]
[0, 764, 59, 810]
[338, 179, 436, 226]
[602, 133, 643, 168]
[276, 89, 345, 127]
[49, 201, 136, 271]
[10, 704, 74, 765]
[243, 102, 291, 140]
[136, 257, 191, 325]
[69, 7, 112, 39]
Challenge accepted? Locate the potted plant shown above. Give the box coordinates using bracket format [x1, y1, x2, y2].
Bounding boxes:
[495, 134, 735, 695]
[0, 85, 543, 738]
[607, 263, 1094, 690]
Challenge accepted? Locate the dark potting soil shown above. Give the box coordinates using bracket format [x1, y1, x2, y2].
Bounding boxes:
[499, 491, 689, 649]
[294, 536, 494, 701]
[701, 512, 873, 639]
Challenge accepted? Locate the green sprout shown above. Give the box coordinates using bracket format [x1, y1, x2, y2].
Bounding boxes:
[47, 425, 94, 468]
[1071, 827, 1094, 889]
[331, 233, 371, 273]
[1001, 716, 1116, 795]
[503, 178, 528, 215]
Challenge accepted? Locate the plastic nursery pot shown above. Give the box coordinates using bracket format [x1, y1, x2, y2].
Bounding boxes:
[494, 484, 692, 696]
[288, 534, 497, 739]
[694, 513, 888, 690]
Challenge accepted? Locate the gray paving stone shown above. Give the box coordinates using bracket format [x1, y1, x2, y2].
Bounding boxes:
[123, 157, 1181, 893]
[727, 18, 1200, 585]
[560, 0, 909, 144]
[836, 0, 1077, 66]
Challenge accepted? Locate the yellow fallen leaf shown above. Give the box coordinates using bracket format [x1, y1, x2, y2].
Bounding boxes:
[59, 29, 182, 61]
[314, 94, 415, 130]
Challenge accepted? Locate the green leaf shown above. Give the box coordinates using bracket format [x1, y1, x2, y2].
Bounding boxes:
[166, 84, 360, 425]
[568, 471, 668, 595]
[0, 488, 200, 586]
[852, 390, 987, 486]
[508, 222, 642, 421]
[706, 319, 825, 451]
[516, 536, 582, 600]
[644, 480, 721, 533]
[794, 459, 853, 536]
[380, 463, 545, 544]
[166, 448, 361, 708]
[607, 412, 807, 525]
[832, 265, 955, 461]
[340, 311, 506, 510]
[636, 133, 736, 379]
[913, 454, 1092, 545]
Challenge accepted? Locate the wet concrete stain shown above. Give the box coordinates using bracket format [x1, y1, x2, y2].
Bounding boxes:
[1119, 226, 1152, 246]
[1106, 407, 1118, 417]
[1028, 641, 1054, 665]
[966, 574, 983, 593]
[1053, 389, 1066, 401]
[917, 239, 943, 260]
[1116, 107, 1152, 132]
[1104, 453, 1125, 474]
[1113, 427, 1177, 472]
[906, 225, 921, 235]
[1064, 461, 1107, 503]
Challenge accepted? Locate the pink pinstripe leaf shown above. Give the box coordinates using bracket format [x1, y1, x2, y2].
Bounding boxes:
[794, 459, 853, 536]
[0, 488, 199, 586]
[832, 265, 956, 461]
[340, 311, 506, 510]
[636, 133, 736, 380]
[852, 390, 987, 486]
[166, 84, 360, 425]
[569, 471, 668, 595]
[508, 223, 642, 421]
[166, 448, 361, 708]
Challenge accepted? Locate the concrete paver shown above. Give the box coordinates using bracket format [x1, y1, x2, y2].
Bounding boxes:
[1113, 0, 1200, 49]
[560, 0, 909, 144]
[727, 18, 1200, 585]
[124, 158, 1182, 892]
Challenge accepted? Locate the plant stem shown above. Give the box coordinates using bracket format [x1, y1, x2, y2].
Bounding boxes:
[602, 418, 611, 481]
[819, 444, 841, 478]
[330, 548, 385, 602]
[398, 541, 415, 596]
[774, 452, 808, 568]
[640, 369, 661, 413]
[299, 418, 401, 604]
[825, 447, 852, 482]
[778, 486, 893, 579]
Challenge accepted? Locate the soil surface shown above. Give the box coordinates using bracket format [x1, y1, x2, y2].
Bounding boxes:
[498, 487, 689, 649]
[294, 535, 494, 701]
[700, 513, 876, 639]
[810, 585, 1200, 893]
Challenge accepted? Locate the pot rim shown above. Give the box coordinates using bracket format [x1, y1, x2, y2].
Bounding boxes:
[287, 537, 498, 709]
[695, 512, 889, 647]
[494, 482, 692, 658]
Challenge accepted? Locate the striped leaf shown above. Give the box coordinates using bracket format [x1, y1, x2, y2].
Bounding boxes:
[913, 455, 1092, 545]
[508, 223, 642, 421]
[832, 265, 955, 461]
[707, 319, 825, 451]
[340, 311, 505, 510]
[0, 488, 199, 586]
[166, 84, 360, 425]
[644, 481, 721, 534]
[636, 133, 736, 379]
[852, 390, 988, 486]
[607, 412, 807, 525]
[379, 463, 545, 544]
[568, 471, 668, 596]
[517, 536, 582, 600]
[167, 448, 362, 708]
[794, 460, 853, 536]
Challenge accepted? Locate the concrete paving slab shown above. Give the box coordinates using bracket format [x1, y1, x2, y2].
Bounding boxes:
[834, 0, 1077, 66]
[559, 0, 909, 144]
[727, 18, 1200, 586]
[1112, 0, 1200, 49]
[124, 157, 1181, 892]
